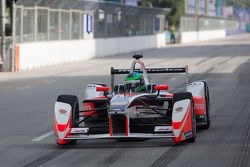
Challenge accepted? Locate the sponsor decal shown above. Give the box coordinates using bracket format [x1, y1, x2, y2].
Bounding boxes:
[154, 126, 172, 132]
[184, 130, 192, 139]
[140, 109, 153, 113]
[175, 107, 183, 112]
[112, 101, 128, 106]
[83, 105, 91, 110]
[137, 107, 154, 114]
[110, 105, 126, 111]
[71, 128, 89, 134]
[118, 69, 130, 73]
[195, 103, 205, 110]
[199, 115, 205, 118]
[87, 84, 96, 88]
[59, 109, 67, 114]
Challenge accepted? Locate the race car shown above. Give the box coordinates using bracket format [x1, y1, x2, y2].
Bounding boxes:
[54, 53, 210, 145]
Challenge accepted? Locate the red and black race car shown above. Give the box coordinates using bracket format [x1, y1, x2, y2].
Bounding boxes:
[54, 53, 210, 145]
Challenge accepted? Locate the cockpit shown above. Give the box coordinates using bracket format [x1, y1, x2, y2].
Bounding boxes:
[112, 53, 158, 94]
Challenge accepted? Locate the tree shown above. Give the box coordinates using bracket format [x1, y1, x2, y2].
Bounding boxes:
[139, 0, 185, 28]
[236, 0, 250, 7]
[139, 0, 173, 7]
[165, 0, 184, 28]
[140, 0, 250, 28]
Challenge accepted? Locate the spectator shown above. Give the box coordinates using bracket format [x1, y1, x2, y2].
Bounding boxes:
[170, 25, 176, 44]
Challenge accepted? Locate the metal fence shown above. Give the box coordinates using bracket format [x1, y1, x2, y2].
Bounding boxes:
[14, 0, 168, 43]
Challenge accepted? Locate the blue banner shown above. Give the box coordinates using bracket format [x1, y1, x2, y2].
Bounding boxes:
[216, 0, 223, 17]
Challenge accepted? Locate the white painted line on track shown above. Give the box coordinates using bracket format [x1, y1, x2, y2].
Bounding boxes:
[32, 131, 54, 142]
[170, 77, 177, 81]
[2, 88, 13, 92]
[16, 86, 30, 90]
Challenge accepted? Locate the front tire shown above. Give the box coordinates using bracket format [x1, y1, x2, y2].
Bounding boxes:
[200, 81, 210, 129]
[186, 100, 196, 143]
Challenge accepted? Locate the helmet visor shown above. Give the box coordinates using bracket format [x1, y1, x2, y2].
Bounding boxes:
[125, 80, 141, 90]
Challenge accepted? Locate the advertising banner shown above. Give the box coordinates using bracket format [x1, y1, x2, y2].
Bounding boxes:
[216, 0, 223, 16]
[84, 13, 94, 39]
[208, 0, 216, 16]
[186, 0, 196, 14]
[223, 6, 234, 18]
[125, 0, 138, 6]
[154, 17, 160, 31]
[199, 0, 206, 15]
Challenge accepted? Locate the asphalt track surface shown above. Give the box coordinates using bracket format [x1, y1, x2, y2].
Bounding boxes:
[0, 34, 250, 167]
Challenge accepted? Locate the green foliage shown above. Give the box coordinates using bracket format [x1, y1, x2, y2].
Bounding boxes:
[139, 0, 173, 7]
[139, 0, 185, 28]
[139, 0, 250, 27]
[236, 0, 250, 7]
[139, 0, 153, 7]
[165, 0, 184, 28]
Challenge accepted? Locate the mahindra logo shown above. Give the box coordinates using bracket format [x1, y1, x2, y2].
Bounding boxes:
[59, 109, 67, 114]
[175, 107, 183, 112]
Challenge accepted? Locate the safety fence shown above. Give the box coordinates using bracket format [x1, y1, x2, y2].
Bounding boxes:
[15, 6, 88, 43]
[14, 0, 168, 43]
[0, 0, 168, 71]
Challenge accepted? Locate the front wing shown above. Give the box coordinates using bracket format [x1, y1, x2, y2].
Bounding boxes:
[54, 98, 195, 143]
[67, 130, 174, 140]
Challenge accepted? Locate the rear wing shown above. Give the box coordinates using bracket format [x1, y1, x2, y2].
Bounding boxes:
[110, 66, 189, 91]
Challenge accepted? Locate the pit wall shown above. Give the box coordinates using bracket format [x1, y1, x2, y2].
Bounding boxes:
[15, 33, 165, 71]
[180, 29, 226, 44]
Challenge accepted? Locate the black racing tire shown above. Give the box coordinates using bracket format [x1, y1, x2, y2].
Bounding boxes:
[173, 92, 193, 104]
[56, 139, 77, 146]
[186, 100, 196, 143]
[56, 95, 79, 145]
[200, 81, 210, 129]
[173, 92, 196, 143]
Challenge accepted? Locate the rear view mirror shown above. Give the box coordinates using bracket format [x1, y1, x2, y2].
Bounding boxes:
[154, 85, 169, 91]
[96, 86, 110, 92]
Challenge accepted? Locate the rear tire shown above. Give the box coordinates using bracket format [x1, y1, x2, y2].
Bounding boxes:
[56, 95, 79, 145]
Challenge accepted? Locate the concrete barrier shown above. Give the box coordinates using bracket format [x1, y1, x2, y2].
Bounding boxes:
[180, 31, 198, 44]
[181, 29, 226, 44]
[198, 30, 226, 41]
[16, 33, 166, 71]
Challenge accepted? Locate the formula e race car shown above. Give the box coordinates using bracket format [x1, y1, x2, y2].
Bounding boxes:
[54, 53, 210, 145]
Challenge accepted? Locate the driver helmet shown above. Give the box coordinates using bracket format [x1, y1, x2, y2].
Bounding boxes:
[125, 72, 145, 92]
